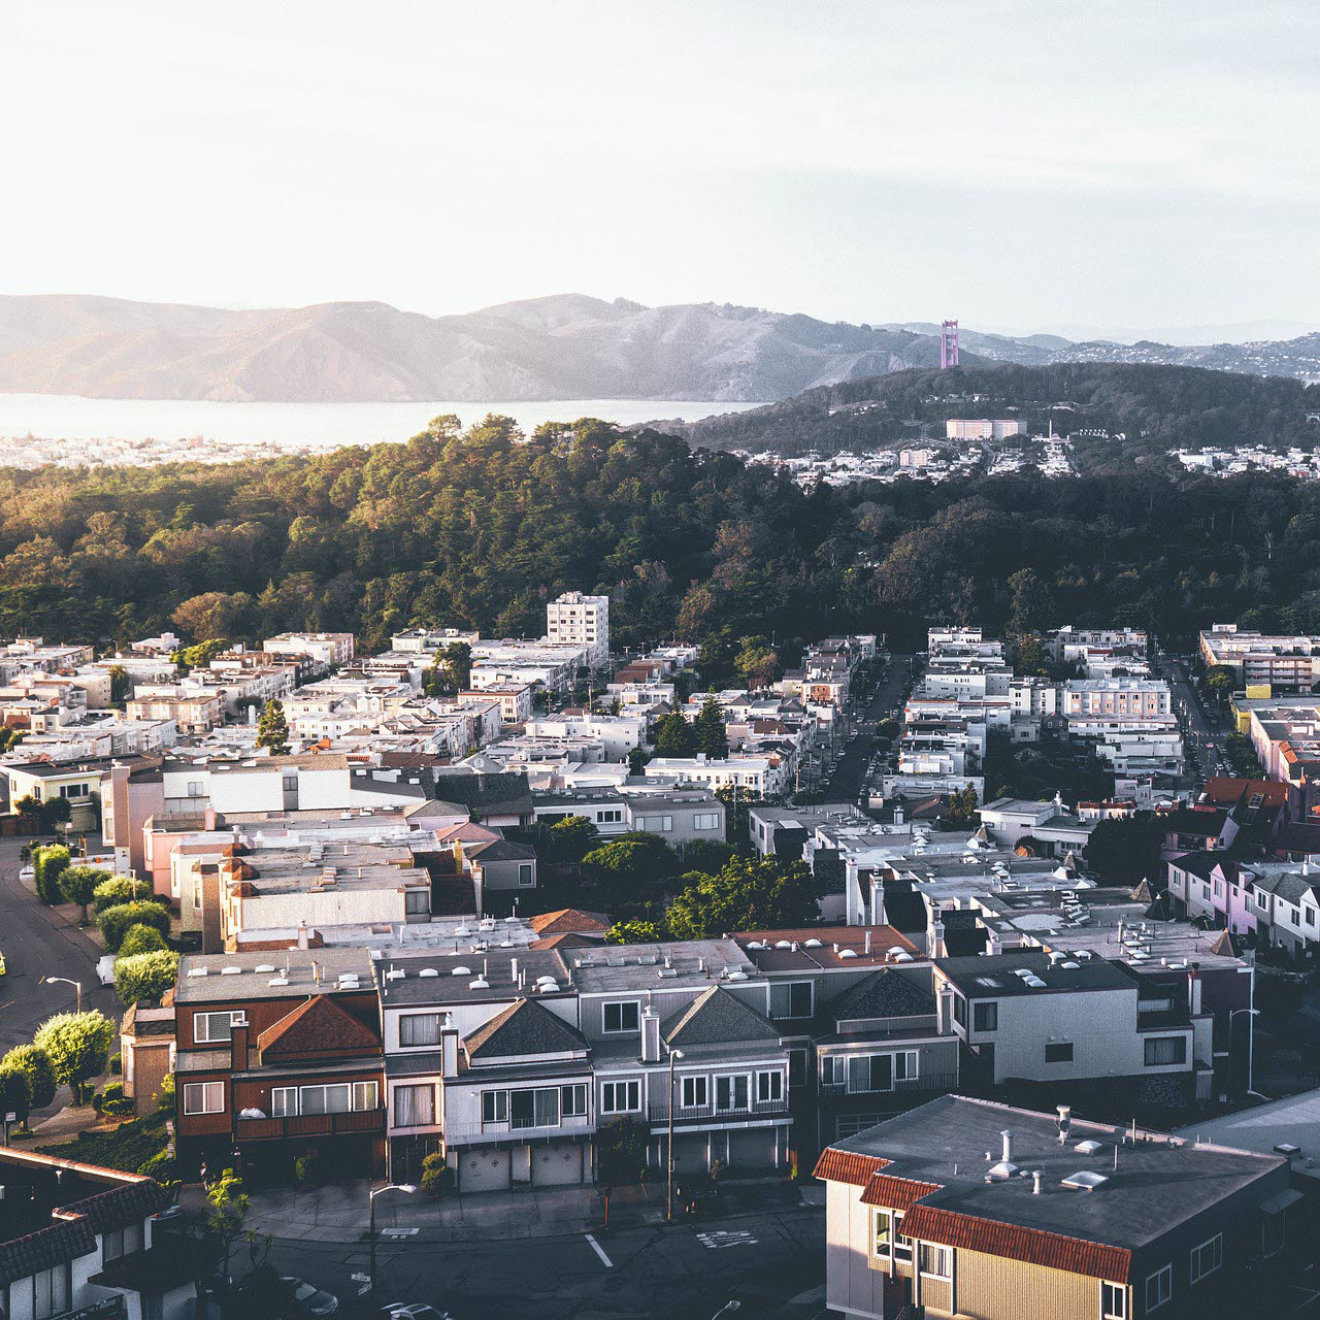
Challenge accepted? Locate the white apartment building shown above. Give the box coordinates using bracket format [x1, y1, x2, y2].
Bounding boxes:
[545, 592, 610, 667]
[262, 631, 356, 668]
[944, 418, 1022, 441]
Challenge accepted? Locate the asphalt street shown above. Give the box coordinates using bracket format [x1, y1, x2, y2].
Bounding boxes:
[266, 1203, 826, 1320]
[1159, 653, 1232, 783]
[822, 654, 911, 804]
[0, 835, 119, 1058]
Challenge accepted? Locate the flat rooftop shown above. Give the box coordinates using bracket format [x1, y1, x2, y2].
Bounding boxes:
[828, 1094, 1282, 1253]
[735, 925, 921, 973]
[1174, 1088, 1320, 1184]
[936, 950, 1136, 998]
[174, 947, 376, 1003]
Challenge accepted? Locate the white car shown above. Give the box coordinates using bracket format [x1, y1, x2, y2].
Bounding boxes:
[18, 865, 34, 883]
[97, 955, 118, 986]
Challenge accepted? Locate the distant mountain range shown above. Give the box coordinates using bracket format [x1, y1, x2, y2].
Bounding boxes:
[0, 293, 1314, 403]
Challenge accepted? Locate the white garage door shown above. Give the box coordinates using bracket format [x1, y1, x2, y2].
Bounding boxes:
[461, 1148, 511, 1193]
[533, 1142, 583, 1186]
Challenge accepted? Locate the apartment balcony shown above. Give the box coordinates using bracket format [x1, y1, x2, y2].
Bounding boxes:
[647, 1097, 791, 1127]
[819, 1070, 959, 1100]
[440, 1115, 595, 1145]
[235, 1107, 385, 1141]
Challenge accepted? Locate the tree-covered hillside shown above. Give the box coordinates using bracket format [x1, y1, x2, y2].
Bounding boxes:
[3, 407, 1320, 657]
[669, 362, 1319, 457]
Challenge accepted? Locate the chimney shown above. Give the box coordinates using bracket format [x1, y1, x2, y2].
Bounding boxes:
[230, 1021, 249, 1072]
[845, 857, 862, 925]
[510, 958, 518, 988]
[297, 920, 310, 951]
[640, 1008, 661, 1064]
[864, 930, 873, 956]
[1032, 1170, 1043, 1195]
[870, 876, 887, 927]
[1001, 1130, 1013, 1163]
[441, 1022, 459, 1078]
[311, 960, 320, 986]
[893, 802, 904, 825]
[204, 806, 217, 831]
[937, 984, 955, 1036]
[1188, 963, 1203, 1015]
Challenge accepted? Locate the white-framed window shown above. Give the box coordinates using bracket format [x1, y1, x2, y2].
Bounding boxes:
[601, 1080, 641, 1114]
[404, 889, 430, 915]
[399, 1012, 443, 1047]
[393, 1083, 435, 1127]
[1100, 1279, 1127, 1320]
[693, 813, 721, 830]
[271, 1087, 297, 1117]
[293, 1081, 378, 1115]
[183, 1081, 224, 1115]
[102, 1221, 144, 1263]
[1144, 1036, 1187, 1067]
[59, 782, 89, 799]
[820, 1055, 845, 1087]
[756, 1070, 783, 1103]
[481, 1090, 508, 1125]
[919, 1242, 952, 1279]
[635, 815, 674, 833]
[681, 1075, 708, 1109]
[194, 1011, 243, 1043]
[561, 1083, 588, 1117]
[31, 1263, 70, 1320]
[1145, 1264, 1172, 1312]
[769, 981, 813, 1021]
[847, 1054, 894, 1094]
[518, 863, 535, 886]
[603, 1001, 640, 1034]
[1190, 1234, 1222, 1283]
[873, 1209, 894, 1258]
[714, 1074, 749, 1112]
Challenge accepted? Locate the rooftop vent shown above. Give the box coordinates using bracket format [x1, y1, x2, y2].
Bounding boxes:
[986, 1161, 1020, 1181]
[220, 966, 242, 976]
[267, 977, 290, 987]
[1061, 1170, 1109, 1192]
[255, 964, 276, 974]
[1075, 1139, 1104, 1155]
[468, 978, 490, 990]
[839, 949, 858, 959]
[187, 967, 210, 978]
[450, 966, 472, 976]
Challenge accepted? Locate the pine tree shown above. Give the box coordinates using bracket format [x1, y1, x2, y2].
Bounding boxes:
[695, 698, 728, 759]
[256, 698, 291, 755]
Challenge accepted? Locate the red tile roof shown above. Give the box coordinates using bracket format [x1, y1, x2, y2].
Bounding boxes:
[529, 908, 611, 935]
[258, 994, 380, 1060]
[859, 1174, 943, 1211]
[899, 1205, 1131, 1282]
[811, 1148, 891, 1186]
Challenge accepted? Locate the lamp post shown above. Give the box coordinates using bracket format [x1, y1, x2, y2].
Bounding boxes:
[1231, 1007, 1261, 1096]
[39, 975, 82, 1014]
[368, 1181, 416, 1293]
[666, 1047, 684, 1222]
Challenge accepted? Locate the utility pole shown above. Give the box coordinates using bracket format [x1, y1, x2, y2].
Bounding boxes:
[666, 1047, 683, 1221]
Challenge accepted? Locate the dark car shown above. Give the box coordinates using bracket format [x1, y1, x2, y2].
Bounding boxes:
[281, 1278, 339, 1317]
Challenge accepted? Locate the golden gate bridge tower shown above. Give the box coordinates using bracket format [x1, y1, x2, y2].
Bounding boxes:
[940, 319, 959, 368]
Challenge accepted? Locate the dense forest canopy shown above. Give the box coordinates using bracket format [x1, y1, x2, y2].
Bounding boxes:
[3, 384, 1320, 659]
[669, 362, 1320, 458]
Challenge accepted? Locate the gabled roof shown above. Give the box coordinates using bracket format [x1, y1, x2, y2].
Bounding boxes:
[258, 994, 380, 1060]
[661, 985, 781, 1049]
[464, 998, 588, 1062]
[1252, 870, 1320, 905]
[430, 770, 533, 814]
[829, 969, 935, 1025]
[530, 908, 611, 936]
[465, 838, 537, 863]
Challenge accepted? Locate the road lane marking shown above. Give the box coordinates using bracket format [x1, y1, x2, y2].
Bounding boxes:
[584, 1233, 613, 1268]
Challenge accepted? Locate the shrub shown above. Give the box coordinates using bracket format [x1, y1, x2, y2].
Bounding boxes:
[420, 1151, 455, 1196]
[93, 1081, 128, 1117]
[155, 1073, 175, 1113]
[2, 1045, 56, 1111]
[294, 1151, 327, 1185]
[58, 866, 112, 922]
[34, 846, 71, 906]
[118, 924, 168, 958]
[98, 901, 170, 952]
[115, 950, 180, 1006]
[137, 1149, 179, 1183]
[0, 1064, 32, 1124]
[110, 1052, 122, 1076]
[34, 1011, 116, 1104]
[92, 876, 150, 914]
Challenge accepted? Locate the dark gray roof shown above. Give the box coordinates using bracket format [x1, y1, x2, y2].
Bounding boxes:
[661, 986, 781, 1048]
[430, 770, 533, 814]
[1253, 870, 1320, 904]
[464, 998, 588, 1061]
[829, 969, 934, 1025]
[936, 951, 1134, 999]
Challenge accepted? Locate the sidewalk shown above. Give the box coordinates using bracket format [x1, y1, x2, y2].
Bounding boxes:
[234, 1174, 808, 1245]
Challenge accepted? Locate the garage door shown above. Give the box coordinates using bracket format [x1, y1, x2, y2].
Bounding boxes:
[533, 1142, 583, 1186]
[655, 1133, 707, 1174]
[461, 1148, 511, 1193]
[728, 1129, 776, 1169]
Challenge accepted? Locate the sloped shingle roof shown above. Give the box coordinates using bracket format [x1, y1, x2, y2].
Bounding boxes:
[660, 985, 781, 1049]
[258, 994, 380, 1059]
[464, 998, 588, 1061]
[830, 969, 935, 1025]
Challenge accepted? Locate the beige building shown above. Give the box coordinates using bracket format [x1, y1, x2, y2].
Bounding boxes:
[818, 1095, 1294, 1320]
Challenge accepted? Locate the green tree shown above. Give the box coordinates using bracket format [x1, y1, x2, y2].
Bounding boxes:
[694, 697, 729, 759]
[98, 900, 171, 952]
[439, 641, 472, 691]
[1084, 812, 1165, 887]
[627, 746, 648, 776]
[0, 1063, 32, 1125]
[653, 713, 697, 757]
[1007, 567, 1054, 637]
[548, 814, 599, 864]
[715, 784, 760, 845]
[58, 865, 112, 923]
[605, 919, 664, 945]
[1205, 664, 1236, 702]
[581, 834, 678, 913]
[945, 786, 980, 826]
[2, 1044, 56, 1112]
[735, 635, 780, 690]
[255, 698, 290, 755]
[93, 875, 150, 913]
[34, 1011, 115, 1104]
[115, 950, 180, 1006]
[666, 854, 823, 940]
[205, 1168, 254, 1278]
[107, 664, 131, 705]
[118, 923, 169, 957]
[33, 845, 71, 906]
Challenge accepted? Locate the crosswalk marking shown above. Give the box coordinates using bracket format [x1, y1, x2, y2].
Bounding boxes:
[697, 1230, 758, 1250]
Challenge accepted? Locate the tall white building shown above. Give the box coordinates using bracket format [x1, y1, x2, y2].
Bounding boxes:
[546, 592, 610, 667]
[945, 418, 1022, 441]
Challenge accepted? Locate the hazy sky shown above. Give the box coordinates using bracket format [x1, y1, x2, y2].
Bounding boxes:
[4, 1, 1316, 336]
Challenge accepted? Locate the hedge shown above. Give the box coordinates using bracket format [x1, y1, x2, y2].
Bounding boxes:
[98, 901, 171, 952]
[92, 876, 151, 914]
[118, 924, 168, 958]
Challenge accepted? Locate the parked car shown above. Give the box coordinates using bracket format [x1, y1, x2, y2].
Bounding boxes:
[377, 1306, 450, 1320]
[18, 865, 34, 883]
[97, 954, 118, 986]
[281, 1277, 339, 1317]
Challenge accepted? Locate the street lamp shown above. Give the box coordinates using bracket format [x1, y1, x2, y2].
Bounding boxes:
[1231, 1008, 1261, 1096]
[666, 1047, 684, 1222]
[368, 1181, 416, 1293]
[39, 976, 82, 1014]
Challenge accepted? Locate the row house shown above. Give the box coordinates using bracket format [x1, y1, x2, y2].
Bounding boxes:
[818, 1095, 1294, 1320]
[261, 631, 355, 670]
[1199, 623, 1320, 690]
[174, 948, 386, 1183]
[532, 786, 727, 851]
[1166, 855, 1255, 936]
[124, 686, 223, 733]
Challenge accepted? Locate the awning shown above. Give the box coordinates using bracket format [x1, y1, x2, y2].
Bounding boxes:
[1260, 1189, 1304, 1216]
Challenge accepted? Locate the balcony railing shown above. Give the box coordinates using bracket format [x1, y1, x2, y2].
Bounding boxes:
[60, 1299, 126, 1320]
[647, 1096, 790, 1125]
[235, 1107, 385, 1140]
[441, 1115, 594, 1143]
[819, 1070, 959, 1098]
